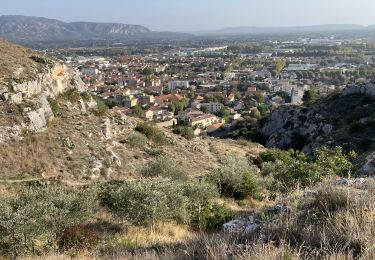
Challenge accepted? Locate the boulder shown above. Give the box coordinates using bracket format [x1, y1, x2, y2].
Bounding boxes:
[222, 216, 262, 238]
[222, 219, 246, 236]
[357, 152, 375, 176]
[267, 204, 291, 215]
[24, 95, 54, 132]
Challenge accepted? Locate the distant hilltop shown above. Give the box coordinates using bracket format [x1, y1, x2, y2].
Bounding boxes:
[0, 15, 151, 44]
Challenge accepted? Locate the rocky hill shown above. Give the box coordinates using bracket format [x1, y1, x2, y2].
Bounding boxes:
[258, 87, 375, 175]
[0, 15, 151, 44]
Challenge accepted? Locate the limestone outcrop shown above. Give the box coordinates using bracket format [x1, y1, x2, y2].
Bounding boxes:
[259, 105, 333, 152]
[0, 63, 88, 143]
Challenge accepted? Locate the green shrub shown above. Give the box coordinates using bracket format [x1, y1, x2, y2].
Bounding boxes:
[302, 88, 318, 105]
[182, 181, 228, 232]
[31, 54, 54, 65]
[136, 123, 168, 145]
[260, 149, 295, 164]
[61, 89, 81, 103]
[173, 126, 195, 140]
[99, 179, 223, 230]
[139, 155, 188, 181]
[193, 202, 233, 232]
[127, 132, 148, 149]
[80, 91, 92, 102]
[93, 96, 109, 116]
[145, 147, 165, 157]
[315, 146, 356, 177]
[132, 105, 144, 118]
[47, 97, 61, 116]
[99, 180, 187, 227]
[261, 147, 355, 193]
[207, 156, 259, 200]
[0, 186, 98, 258]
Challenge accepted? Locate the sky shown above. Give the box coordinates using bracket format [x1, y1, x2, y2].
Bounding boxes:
[1, 0, 375, 31]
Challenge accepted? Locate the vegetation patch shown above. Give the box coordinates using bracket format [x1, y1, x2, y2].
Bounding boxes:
[136, 122, 168, 145]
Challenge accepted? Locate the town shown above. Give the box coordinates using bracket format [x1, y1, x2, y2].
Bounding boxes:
[49, 36, 375, 139]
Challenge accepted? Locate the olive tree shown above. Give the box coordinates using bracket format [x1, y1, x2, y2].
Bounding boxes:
[0, 185, 97, 258]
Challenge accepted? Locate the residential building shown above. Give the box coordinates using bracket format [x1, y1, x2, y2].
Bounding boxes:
[168, 80, 189, 91]
[189, 114, 221, 128]
[199, 102, 223, 113]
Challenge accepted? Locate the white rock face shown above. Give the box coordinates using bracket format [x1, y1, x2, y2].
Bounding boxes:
[0, 63, 89, 143]
[102, 118, 113, 140]
[107, 147, 122, 167]
[24, 95, 54, 132]
[9, 64, 85, 104]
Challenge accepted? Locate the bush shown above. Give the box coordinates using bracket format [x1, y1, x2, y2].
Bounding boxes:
[0, 186, 98, 258]
[173, 126, 195, 140]
[207, 156, 259, 200]
[139, 155, 188, 181]
[99, 179, 223, 230]
[145, 147, 165, 157]
[260, 149, 294, 164]
[31, 54, 54, 65]
[127, 132, 148, 149]
[182, 181, 220, 231]
[93, 96, 109, 116]
[136, 123, 168, 145]
[99, 180, 187, 227]
[58, 224, 100, 251]
[194, 202, 233, 232]
[80, 91, 92, 102]
[47, 97, 61, 116]
[132, 105, 144, 118]
[302, 89, 318, 105]
[61, 89, 81, 103]
[314, 146, 356, 177]
[261, 147, 355, 193]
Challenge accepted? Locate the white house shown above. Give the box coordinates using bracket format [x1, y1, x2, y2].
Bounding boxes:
[168, 80, 189, 91]
[81, 67, 99, 76]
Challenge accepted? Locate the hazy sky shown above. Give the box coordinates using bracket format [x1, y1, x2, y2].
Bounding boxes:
[1, 0, 374, 31]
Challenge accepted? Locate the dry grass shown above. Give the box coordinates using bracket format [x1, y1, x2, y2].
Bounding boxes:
[107, 222, 195, 251]
[262, 181, 375, 259]
[0, 40, 43, 83]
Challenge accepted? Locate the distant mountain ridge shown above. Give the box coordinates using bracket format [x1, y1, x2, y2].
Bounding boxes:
[1, 15, 375, 47]
[0, 15, 151, 44]
[194, 24, 375, 35]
